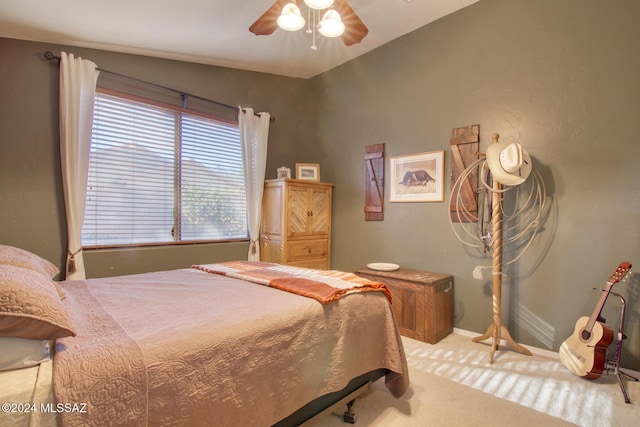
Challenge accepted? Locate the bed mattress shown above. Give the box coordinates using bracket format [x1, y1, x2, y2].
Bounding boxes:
[0, 360, 56, 427]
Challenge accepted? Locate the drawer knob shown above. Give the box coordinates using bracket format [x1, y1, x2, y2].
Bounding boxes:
[443, 282, 453, 293]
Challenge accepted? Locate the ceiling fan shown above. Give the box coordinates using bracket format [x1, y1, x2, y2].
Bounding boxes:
[249, 0, 369, 47]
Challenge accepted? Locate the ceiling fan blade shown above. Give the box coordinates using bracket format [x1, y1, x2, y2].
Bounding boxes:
[334, 0, 368, 46]
[249, 0, 292, 36]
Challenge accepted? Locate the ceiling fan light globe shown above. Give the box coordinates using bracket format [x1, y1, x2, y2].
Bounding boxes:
[304, 0, 335, 10]
[318, 10, 345, 37]
[277, 3, 306, 31]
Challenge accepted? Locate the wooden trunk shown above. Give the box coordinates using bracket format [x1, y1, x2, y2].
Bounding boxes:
[356, 268, 454, 344]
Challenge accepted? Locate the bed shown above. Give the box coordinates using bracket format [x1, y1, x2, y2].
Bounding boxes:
[0, 247, 409, 427]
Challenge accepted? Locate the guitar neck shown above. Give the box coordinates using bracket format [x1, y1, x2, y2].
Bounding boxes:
[584, 282, 613, 333]
[583, 262, 632, 333]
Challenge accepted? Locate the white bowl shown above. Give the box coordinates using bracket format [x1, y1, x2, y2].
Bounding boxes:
[366, 263, 400, 272]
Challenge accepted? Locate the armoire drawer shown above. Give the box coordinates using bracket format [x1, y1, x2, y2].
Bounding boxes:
[287, 239, 328, 259]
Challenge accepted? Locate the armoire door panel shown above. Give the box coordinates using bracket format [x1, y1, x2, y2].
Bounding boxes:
[288, 187, 309, 235]
[310, 189, 330, 234]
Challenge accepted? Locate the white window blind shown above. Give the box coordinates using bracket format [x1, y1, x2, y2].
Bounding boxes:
[82, 92, 247, 246]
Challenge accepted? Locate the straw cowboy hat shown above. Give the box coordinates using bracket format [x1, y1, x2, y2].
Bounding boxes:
[486, 141, 532, 186]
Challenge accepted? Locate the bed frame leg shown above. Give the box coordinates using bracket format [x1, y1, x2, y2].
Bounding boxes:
[343, 398, 357, 424]
[298, 380, 372, 426]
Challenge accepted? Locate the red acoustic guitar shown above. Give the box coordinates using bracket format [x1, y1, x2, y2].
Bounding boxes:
[559, 262, 632, 379]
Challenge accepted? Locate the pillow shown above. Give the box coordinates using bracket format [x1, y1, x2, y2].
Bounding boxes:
[0, 245, 65, 299]
[0, 337, 51, 372]
[0, 244, 59, 278]
[0, 265, 76, 340]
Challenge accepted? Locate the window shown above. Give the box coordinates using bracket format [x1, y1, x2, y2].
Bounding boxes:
[82, 90, 247, 246]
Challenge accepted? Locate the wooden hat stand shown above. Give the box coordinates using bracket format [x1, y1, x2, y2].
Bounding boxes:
[471, 134, 532, 363]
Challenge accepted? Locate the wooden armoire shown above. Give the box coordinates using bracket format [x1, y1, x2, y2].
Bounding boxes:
[260, 179, 333, 270]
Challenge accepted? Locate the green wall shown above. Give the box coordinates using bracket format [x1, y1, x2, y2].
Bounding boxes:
[1, 0, 640, 370]
[312, 0, 640, 369]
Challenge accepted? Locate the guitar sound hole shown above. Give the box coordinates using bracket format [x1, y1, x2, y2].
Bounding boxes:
[581, 330, 592, 341]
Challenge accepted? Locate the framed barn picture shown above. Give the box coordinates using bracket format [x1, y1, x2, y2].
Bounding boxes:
[389, 150, 444, 202]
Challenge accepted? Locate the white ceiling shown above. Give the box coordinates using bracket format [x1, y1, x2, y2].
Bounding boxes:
[0, 0, 478, 79]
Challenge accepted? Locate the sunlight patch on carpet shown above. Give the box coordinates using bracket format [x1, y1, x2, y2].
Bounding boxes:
[402, 334, 622, 426]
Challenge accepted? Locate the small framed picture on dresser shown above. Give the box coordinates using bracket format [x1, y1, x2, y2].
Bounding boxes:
[296, 163, 320, 181]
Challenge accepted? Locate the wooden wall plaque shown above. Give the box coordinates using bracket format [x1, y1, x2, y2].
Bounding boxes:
[450, 125, 479, 222]
[365, 143, 385, 221]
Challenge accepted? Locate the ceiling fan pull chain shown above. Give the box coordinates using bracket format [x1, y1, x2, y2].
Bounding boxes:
[311, 9, 318, 50]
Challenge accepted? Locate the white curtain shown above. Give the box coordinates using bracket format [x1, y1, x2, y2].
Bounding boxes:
[239, 107, 271, 261]
[59, 52, 99, 280]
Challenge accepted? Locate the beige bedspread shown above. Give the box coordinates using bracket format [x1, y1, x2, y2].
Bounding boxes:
[53, 268, 409, 426]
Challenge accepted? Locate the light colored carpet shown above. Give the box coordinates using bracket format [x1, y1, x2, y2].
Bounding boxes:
[312, 330, 640, 426]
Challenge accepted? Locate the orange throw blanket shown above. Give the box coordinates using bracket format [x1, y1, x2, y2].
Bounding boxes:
[192, 261, 392, 304]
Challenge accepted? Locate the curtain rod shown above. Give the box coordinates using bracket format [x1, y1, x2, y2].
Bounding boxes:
[43, 51, 274, 122]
